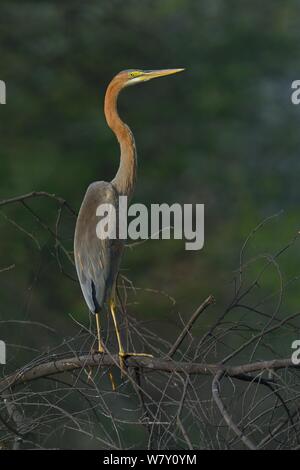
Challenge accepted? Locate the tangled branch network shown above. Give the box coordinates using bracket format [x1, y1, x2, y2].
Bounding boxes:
[0, 192, 300, 450]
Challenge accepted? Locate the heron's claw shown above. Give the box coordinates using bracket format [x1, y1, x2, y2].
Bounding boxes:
[122, 352, 153, 359]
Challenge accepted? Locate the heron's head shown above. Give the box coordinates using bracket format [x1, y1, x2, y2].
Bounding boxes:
[116, 68, 185, 88]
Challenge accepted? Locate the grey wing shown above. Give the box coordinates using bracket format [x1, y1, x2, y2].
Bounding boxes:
[74, 181, 123, 313]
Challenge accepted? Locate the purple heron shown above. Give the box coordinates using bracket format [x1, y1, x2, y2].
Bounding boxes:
[74, 68, 184, 372]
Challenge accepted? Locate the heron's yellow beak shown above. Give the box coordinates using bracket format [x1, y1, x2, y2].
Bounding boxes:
[125, 68, 185, 87]
[143, 68, 185, 81]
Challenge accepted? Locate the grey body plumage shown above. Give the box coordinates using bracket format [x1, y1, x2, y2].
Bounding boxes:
[74, 181, 123, 314]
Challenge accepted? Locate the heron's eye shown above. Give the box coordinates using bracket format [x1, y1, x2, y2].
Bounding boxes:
[130, 71, 142, 78]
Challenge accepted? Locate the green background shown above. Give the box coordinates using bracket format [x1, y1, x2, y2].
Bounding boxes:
[0, 0, 300, 448]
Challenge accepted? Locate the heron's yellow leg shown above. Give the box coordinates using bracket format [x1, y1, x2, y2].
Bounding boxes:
[95, 313, 116, 391]
[109, 299, 153, 377]
[109, 299, 126, 375]
[95, 313, 104, 353]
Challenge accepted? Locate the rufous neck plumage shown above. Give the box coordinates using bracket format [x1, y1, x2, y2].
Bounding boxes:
[104, 77, 137, 199]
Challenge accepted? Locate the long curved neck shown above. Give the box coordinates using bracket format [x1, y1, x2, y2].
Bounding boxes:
[104, 79, 137, 199]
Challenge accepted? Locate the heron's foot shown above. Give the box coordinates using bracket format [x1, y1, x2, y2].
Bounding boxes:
[108, 371, 116, 391]
[92, 348, 116, 391]
[122, 352, 153, 359]
[118, 351, 153, 377]
[96, 346, 117, 391]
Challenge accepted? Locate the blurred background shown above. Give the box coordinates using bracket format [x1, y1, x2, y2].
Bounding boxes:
[1, 0, 300, 449]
